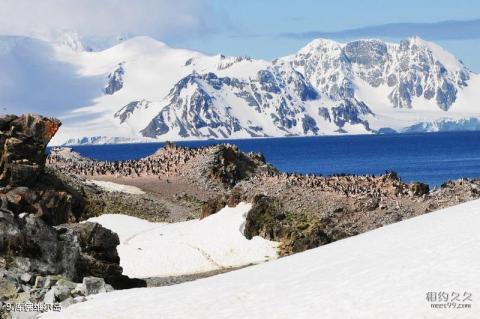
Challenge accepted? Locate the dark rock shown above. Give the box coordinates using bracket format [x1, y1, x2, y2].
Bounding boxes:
[244, 195, 288, 241]
[0, 114, 85, 225]
[0, 114, 60, 187]
[244, 194, 332, 255]
[409, 182, 430, 196]
[0, 114, 144, 311]
[104, 63, 124, 95]
[0, 214, 80, 279]
[59, 222, 120, 263]
[58, 222, 145, 289]
[208, 145, 267, 188]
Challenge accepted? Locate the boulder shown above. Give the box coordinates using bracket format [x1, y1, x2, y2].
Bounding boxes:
[82, 277, 107, 296]
[57, 222, 146, 289]
[244, 194, 288, 241]
[20, 273, 33, 284]
[53, 279, 77, 301]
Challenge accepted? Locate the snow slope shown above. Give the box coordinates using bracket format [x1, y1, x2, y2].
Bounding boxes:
[45, 198, 480, 319]
[87, 203, 279, 278]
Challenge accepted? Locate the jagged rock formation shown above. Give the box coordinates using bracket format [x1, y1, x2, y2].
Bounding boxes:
[0, 114, 145, 317]
[0, 114, 60, 187]
[0, 114, 84, 225]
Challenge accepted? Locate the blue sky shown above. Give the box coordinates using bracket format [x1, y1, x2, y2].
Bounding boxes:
[169, 0, 480, 72]
[1, 0, 479, 71]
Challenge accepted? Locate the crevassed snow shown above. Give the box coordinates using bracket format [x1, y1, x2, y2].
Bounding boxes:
[87, 202, 279, 278]
[45, 199, 480, 319]
[86, 180, 145, 195]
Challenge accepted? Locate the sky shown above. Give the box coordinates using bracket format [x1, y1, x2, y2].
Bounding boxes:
[0, 0, 479, 71]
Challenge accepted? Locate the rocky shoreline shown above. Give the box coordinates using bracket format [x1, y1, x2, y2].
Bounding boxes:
[3, 113, 480, 318]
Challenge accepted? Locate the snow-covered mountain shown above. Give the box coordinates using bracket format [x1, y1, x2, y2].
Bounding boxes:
[0, 33, 479, 145]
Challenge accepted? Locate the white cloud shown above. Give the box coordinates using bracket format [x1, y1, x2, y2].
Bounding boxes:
[0, 0, 227, 40]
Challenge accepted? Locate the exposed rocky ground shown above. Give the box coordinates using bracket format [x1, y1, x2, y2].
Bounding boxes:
[0, 115, 144, 319]
[48, 138, 480, 257]
[47, 142, 275, 222]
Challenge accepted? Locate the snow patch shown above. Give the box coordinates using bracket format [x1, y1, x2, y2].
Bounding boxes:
[86, 180, 145, 195]
[87, 202, 279, 278]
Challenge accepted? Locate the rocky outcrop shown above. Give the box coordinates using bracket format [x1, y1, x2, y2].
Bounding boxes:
[207, 145, 268, 188]
[0, 210, 80, 279]
[0, 114, 85, 226]
[104, 63, 124, 95]
[0, 114, 144, 317]
[200, 189, 244, 219]
[244, 195, 333, 255]
[0, 114, 60, 187]
[49, 142, 276, 192]
[47, 137, 480, 261]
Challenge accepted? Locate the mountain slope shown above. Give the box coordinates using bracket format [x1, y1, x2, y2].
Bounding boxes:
[0, 34, 478, 145]
[44, 199, 480, 318]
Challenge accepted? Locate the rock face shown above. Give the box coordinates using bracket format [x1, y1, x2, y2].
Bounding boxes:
[0, 114, 60, 187]
[0, 210, 80, 279]
[0, 114, 145, 316]
[0, 114, 83, 225]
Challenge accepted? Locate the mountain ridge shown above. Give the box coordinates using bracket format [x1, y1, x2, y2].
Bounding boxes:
[0, 33, 478, 145]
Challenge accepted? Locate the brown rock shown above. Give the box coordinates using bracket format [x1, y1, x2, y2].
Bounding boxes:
[200, 197, 226, 219]
[0, 114, 60, 187]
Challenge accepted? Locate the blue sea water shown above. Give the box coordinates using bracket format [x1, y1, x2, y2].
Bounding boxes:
[64, 131, 480, 187]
